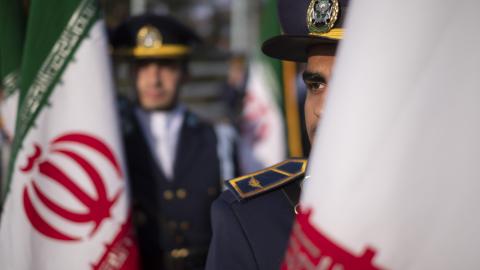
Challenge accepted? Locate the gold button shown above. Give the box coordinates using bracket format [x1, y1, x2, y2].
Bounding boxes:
[207, 187, 217, 196]
[176, 189, 187, 199]
[170, 249, 179, 258]
[178, 248, 189, 258]
[170, 248, 189, 258]
[163, 190, 174, 200]
[180, 221, 190, 231]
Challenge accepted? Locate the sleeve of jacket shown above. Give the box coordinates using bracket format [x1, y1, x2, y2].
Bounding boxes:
[205, 196, 258, 270]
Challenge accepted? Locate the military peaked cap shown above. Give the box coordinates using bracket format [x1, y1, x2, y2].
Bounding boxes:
[262, 0, 350, 62]
[111, 14, 200, 59]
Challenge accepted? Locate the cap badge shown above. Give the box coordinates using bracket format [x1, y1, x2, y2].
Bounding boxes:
[307, 0, 339, 34]
[136, 25, 163, 49]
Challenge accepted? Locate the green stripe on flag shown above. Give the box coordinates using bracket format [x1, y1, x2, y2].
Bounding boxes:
[0, 0, 25, 202]
[3, 0, 100, 202]
[0, 0, 25, 97]
[259, 0, 284, 106]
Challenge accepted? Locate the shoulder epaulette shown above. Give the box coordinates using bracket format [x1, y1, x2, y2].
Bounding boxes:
[226, 159, 307, 201]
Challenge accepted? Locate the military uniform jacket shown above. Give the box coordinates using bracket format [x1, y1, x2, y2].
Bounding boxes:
[121, 101, 222, 269]
[205, 159, 306, 270]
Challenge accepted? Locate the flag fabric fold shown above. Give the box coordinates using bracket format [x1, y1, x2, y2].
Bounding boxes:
[0, 0, 138, 269]
[283, 0, 480, 269]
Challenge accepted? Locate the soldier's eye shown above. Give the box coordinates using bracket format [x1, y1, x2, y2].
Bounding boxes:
[306, 81, 327, 94]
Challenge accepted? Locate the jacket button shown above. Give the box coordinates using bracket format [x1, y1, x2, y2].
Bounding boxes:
[180, 221, 190, 231]
[176, 189, 187, 199]
[171, 248, 189, 258]
[163, 190, 174, 200]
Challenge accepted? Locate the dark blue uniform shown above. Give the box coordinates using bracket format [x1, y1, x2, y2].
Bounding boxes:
[206, 160, 306, 270]
[120, 100, 222, 270]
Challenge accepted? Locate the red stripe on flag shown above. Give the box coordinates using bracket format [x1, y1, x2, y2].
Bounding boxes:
[23, 186, 80, 241]
[282, 208, 384, 270]
[52, 133, 123, 178]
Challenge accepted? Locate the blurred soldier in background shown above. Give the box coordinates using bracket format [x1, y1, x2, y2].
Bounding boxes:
[111, 14, 229, 270]
[206, 0, 349, 269]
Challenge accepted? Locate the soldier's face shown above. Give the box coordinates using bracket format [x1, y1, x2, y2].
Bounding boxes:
[303, 52, 336, 143]
[135, 60, 184, 111]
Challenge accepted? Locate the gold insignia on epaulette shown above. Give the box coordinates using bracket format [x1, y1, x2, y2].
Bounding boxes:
[227, 159, 308, 200]
[248, 177, 263, 189]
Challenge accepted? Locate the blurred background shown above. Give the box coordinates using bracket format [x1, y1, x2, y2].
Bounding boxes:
[0, 0, 312, 193]
[0, 2, 318, 269]
[103, 0, 311, 164]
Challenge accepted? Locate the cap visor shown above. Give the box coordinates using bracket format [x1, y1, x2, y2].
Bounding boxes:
[114, 45, 191, 59]
[262, 35, 338, 62]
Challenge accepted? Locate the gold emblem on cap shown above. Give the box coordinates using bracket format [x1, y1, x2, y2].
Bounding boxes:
[307, 0, 340, 35]
[115, 24, 191, 58]
[136, 25, 163, 49]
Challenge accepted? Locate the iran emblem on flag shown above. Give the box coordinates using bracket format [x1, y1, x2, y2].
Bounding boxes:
[0, 0, 138, 269]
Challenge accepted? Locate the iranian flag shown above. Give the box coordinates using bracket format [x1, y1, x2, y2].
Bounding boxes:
[0, 0, 139, 269]
[283, 0, 480, 269]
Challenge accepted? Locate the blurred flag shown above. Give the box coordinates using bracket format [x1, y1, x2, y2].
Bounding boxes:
[0, 0, 25, 142]
[282, 0, 480, 269]
[238, 0, 287, 173]
[0, 0, 138, 269]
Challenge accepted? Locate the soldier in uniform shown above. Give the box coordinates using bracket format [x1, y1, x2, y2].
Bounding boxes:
[111, 15, 227, 270]
[205, 0, 349, 269]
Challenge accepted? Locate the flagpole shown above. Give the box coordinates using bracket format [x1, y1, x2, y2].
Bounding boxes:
[282, 60, 303, 157]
